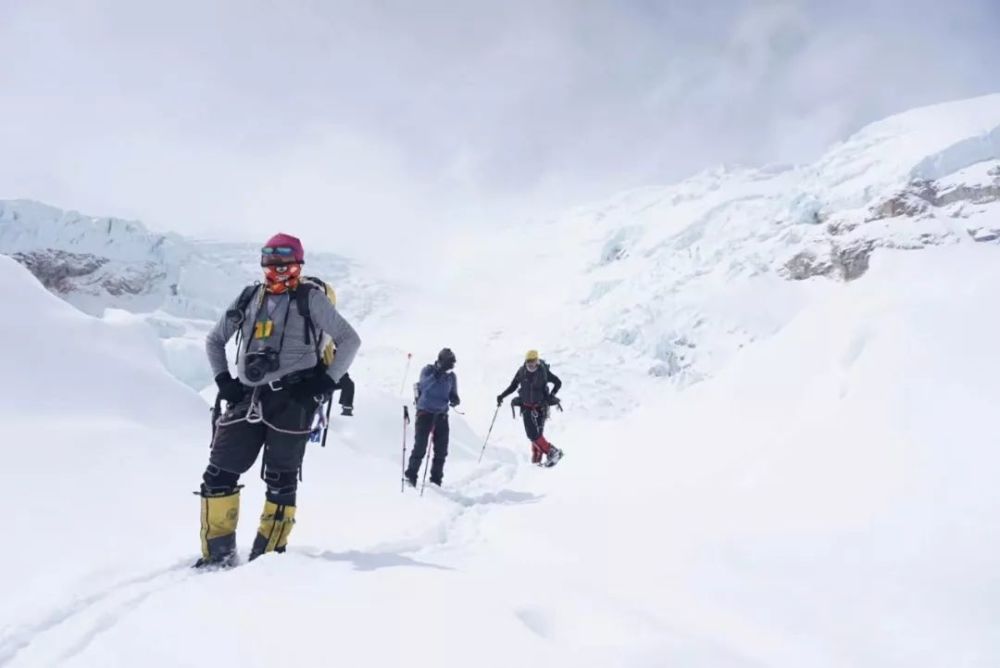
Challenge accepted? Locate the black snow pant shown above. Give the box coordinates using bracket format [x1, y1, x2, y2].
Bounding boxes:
[522, 405, 547, 441]
[521, 405, 553, 464]
[202, 387, 319, 506]
[405, 411, 450, 484]
[335, 373, 355, 408]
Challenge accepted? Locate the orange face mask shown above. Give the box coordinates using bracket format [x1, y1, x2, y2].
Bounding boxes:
[263, 262, 302, 294]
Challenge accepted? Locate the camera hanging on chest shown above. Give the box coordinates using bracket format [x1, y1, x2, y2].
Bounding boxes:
[229, 284, 324, 384]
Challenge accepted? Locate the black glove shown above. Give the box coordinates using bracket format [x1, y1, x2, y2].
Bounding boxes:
[496, 395, 504, 407]
[215, 372, 246, 404]
[291, 373, 337, 403]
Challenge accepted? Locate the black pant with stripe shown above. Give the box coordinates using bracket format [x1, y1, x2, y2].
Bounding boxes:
[405, 411, 450, 484]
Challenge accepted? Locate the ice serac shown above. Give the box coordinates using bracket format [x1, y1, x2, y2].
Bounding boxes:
[4, 94, 1000, 401]
[0, 199, 387, 321]
[0, 200, 396, 387]
[809, 92, 1000, 205]
[0, 253, 201, 419]
[462, 93, 1000, 395]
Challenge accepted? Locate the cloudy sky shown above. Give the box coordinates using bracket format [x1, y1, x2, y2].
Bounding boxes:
[2, 0, 999, 265]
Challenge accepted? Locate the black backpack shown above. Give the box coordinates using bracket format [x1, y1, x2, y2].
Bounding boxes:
[516, 360, 551, 404]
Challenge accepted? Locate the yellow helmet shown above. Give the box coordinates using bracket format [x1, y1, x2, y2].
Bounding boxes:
[525, 349, 540, 362]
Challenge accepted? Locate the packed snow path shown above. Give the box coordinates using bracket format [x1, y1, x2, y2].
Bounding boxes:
[0, 406, 585, 668]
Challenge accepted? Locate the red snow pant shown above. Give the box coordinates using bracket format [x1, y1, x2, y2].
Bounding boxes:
[521, 405, 553, 463]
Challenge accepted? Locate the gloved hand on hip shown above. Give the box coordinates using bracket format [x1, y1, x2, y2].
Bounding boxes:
[291, 373, 337, 402]
[215, 372, 247, 403]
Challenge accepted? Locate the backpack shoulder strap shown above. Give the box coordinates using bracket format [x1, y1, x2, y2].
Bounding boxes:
[227, 283, 261, 324]
[228, 283, 261, 365]
[295, 282, 314, 317]
[294, 282, 318, 347]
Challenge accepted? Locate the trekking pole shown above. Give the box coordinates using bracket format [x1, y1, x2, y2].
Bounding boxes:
[400, 352, 413, 492]
[209, 392, 223, 446]
[399, 352, 413, 396]
[478, 405, 501, 463]
[420, 426, 435, 496]
[400, 405, 410, 492]
[320, 396, 334, 447]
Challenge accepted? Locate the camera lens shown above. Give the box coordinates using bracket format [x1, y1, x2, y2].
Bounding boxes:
[244, 348, 279, 384]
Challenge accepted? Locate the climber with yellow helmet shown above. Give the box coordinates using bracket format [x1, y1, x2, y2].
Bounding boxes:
[496, 350, 564, 467]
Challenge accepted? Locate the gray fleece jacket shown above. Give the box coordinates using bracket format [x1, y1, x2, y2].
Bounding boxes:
[206, 286, 361, 387]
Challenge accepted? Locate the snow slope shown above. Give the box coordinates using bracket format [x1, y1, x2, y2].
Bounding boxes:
[5, 95, 1000, 404]
[542, 245, 1000, 666]
[434, 93, 1000, 419]
[0, 254, 543, 667]
[2, 93, 1000, 666]
[5, 230, 999, 667]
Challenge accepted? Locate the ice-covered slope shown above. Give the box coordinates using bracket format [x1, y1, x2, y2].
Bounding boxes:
[5, 96, 999, 407]
[435, 93, 1000, 417]
[0, 199, 390, 321]
[467, 243, 1000, 666]
[0, 200, 401, 388]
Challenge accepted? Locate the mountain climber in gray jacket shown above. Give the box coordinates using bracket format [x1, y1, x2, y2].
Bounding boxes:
[196, 232, 361, 568]
[404, 348, 460, 488]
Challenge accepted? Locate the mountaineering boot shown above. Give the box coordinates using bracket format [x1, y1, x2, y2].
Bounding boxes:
[532, 436, 552, 466]
[544, 446, 564, 468]
[249, 500, 297, 560]
[196, 489, 241, 568]
[403, 474, 417, 489]
[341, 405, 353, 417]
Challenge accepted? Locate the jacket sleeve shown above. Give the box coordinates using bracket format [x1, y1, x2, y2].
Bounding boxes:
[449, 374, 460, 407]
[498, 370, 520, 399]
[205, 295, 242, 377]
[413, 364, 432, 399]
[309, 290, 361, 382]
[547, 370, 562, 396]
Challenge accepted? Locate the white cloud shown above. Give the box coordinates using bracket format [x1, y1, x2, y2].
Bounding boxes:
[0, 0, 998, 270]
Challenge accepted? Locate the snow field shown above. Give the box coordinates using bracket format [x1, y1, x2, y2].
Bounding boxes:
[4, 93, 1000, 666]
